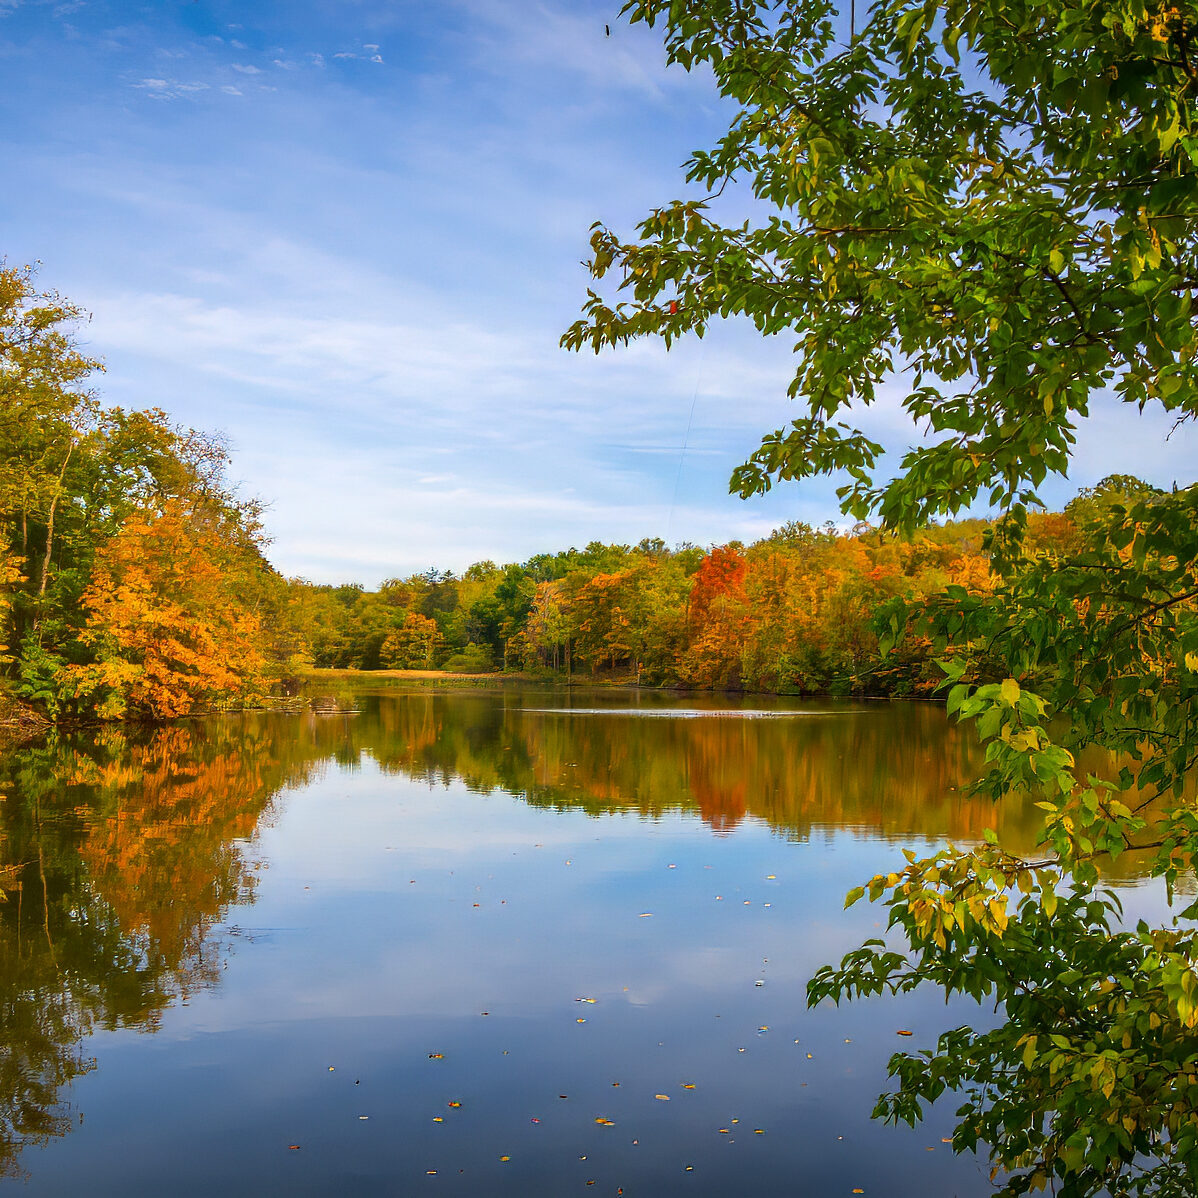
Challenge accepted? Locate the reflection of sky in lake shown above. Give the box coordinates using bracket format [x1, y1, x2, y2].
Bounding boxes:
[22, 766, 987, 1194]
[6, 693, 1178, 1196]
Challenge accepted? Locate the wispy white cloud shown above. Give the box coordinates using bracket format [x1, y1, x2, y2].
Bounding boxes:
[133, 76, 210, 99]
[332, 46, 384, 63]
[455, 0, 680, 100]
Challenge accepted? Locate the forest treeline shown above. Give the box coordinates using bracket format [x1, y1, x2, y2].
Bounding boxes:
[292, 514, 1027, 692]
[0, 263, 1158, 719]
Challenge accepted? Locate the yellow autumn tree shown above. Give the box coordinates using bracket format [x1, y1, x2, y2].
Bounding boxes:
[379, 612, 440, 669]
[67, 500, 268, 719]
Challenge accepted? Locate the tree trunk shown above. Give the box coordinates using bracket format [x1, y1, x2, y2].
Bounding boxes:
[37, 441, 74, 598]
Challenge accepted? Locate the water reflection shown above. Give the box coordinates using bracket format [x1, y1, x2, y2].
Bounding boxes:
[0, 691, 1169, 1183]
[359, 692, 1031, 847]
[0, 722, 317, 1177]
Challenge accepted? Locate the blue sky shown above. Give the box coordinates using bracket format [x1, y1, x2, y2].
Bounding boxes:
[1, 0, 1193, 585]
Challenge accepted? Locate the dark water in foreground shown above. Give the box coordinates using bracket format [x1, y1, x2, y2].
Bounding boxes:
[0, 690, 1172, 1195]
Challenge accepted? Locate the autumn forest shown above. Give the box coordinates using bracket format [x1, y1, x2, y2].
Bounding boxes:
[1, 263, 1158, 723]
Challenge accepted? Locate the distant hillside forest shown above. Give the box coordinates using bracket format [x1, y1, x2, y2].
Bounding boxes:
[0, 263, 1164, 720]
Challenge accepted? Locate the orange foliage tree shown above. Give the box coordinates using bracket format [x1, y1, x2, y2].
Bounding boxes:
[379, 612, 440, 669]
[67, 500, 267, 719]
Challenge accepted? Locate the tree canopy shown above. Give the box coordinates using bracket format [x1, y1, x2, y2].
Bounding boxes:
[565, 2, 1198, 1194]
[0, 265, 279, 720]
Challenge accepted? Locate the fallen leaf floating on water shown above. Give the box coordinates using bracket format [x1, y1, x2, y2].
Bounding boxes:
[755, 1129, 765, 1135]
[655, 1094, 670, 1101]
[638, 912, 653, 918]
[433, 1117, 443, 1123]
[595, 1118, 615, 1126]
[577, 1018, 587, 1023]
[576, 997, 597, 1004]
[358, 1115, 369, 1121]
[499, 1156, 510, 1162]
[287, 1145, 301, 1151]
[896, 1030, 914, 1036]
[428, 1053, 444, 1059]
[681, 1083, 696, 1089]
[448, 1101, 462, 1108]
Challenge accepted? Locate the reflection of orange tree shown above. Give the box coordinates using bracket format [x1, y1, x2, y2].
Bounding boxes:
[73, 724, 289, 995]
[0, 715, 325, 1176]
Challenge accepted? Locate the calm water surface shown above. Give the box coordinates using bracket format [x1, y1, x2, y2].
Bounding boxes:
[0, 690, 1170, 1195]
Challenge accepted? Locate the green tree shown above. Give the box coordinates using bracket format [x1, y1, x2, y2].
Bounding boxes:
[0, 265, 101, 637]
[566, 2, 1198, 1193]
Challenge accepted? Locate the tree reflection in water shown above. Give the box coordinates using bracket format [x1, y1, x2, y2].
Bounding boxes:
[0, 690, 1180, 1177]
[0, 721, 316, 1177]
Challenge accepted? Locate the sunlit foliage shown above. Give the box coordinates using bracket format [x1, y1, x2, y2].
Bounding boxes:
[0, 265, 278, 719]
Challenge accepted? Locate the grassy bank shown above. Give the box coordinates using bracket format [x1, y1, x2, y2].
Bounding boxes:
[298, 667, 549, 690]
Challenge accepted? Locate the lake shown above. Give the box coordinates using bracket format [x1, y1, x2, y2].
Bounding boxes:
[0, 689, 1170, 1195]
